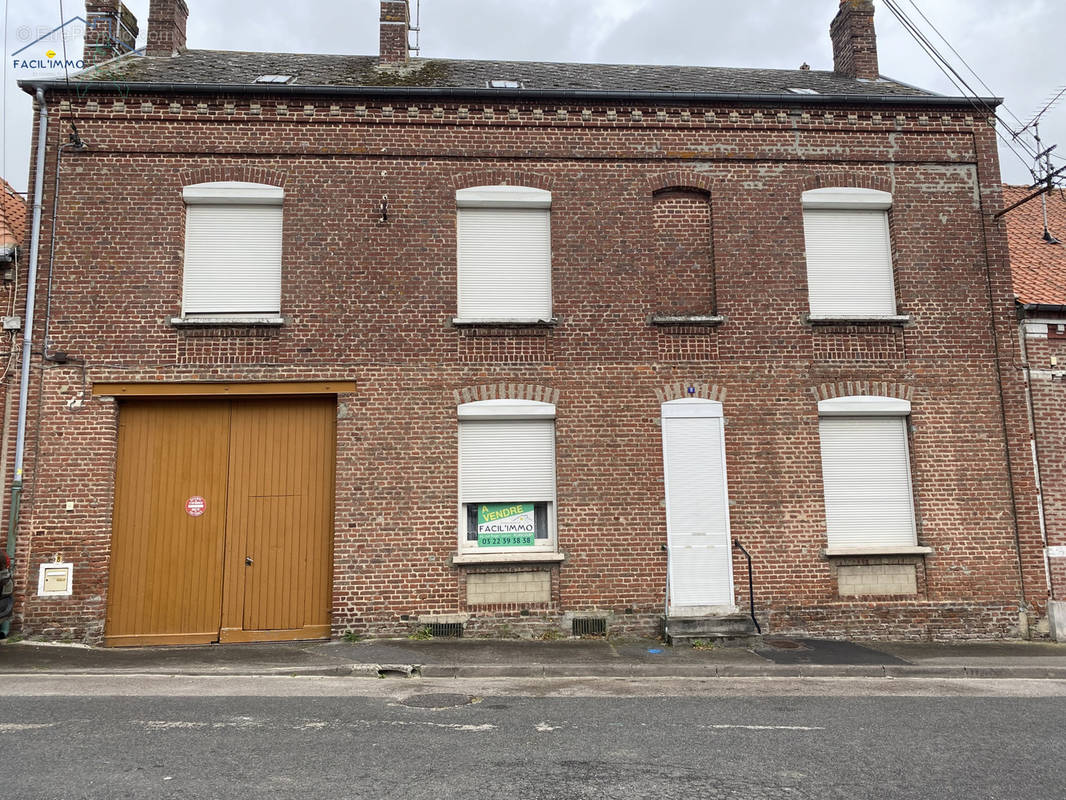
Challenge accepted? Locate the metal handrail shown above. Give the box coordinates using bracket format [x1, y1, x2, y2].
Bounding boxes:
[732, 538, 761, 634]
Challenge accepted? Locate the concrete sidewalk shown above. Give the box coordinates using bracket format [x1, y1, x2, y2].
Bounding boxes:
[3, 636, 1066, 679]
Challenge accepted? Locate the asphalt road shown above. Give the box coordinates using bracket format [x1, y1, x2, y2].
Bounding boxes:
[3, 676, 1065, 799]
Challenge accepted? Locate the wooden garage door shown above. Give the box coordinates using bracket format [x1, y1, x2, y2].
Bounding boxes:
[105, 397, 335, 647]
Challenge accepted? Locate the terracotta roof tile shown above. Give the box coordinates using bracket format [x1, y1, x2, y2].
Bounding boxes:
[1003, 184, 1066, 306]
[0, 177, 27, 250]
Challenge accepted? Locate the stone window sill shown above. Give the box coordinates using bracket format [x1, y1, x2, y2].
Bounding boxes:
[451, 317, 559, 328]
[822, 546, 933, 557]
[804, 314, 912, 327]
[451, 551, 566, 565]
[170, 315, 286, 328]
[649, 314, 725, 327]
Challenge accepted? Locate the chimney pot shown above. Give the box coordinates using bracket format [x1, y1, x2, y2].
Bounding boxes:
[146, 0, 189, 57]
[83, 0, 139, 68]
[831, 0, 879, 80]
[380, 0, 412, 64]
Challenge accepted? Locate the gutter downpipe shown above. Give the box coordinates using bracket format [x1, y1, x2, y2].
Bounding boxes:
[3, 88, 48, 637]
[1018, 310, 1054, 599]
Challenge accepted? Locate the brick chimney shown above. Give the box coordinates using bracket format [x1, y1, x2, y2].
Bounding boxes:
[146, 0, 189, 57]
[380, 0, 411, 64]
[830, 0, 879, 80]
[83, 0, 139, 68]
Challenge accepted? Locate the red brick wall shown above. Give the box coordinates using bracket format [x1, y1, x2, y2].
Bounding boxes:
[7, 91, 1045, 642]
[652, 189, 714, 315]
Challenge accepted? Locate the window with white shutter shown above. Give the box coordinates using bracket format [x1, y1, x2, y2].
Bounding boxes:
[181, 182, 284, 318]
[817, 396, 918, 551]
[802, 187, 896, 318]
[455, 186, 552, 323]
[458, 399, 556, 552]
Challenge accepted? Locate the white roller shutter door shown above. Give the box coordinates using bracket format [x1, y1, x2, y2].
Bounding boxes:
[818, 416, 918, 549]
[803, 208, 896, 316]
[457, 208, 551, 321]
[183, 204, 283, 315]
[661, 402, 734, 611]
[459, 420, 555, 503]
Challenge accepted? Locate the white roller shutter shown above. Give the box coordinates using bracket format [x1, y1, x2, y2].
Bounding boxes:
[457, 207, 551, 321]
[661, 400, 734, 611]
[182, 203, 283, 315]
[818, 416, 917, 549]
[459, 419, 555, 503]
[803, 208, 896, 316]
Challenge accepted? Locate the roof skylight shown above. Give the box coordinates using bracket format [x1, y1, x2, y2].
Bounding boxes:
[488, 79, 522, 89]
[255, 74, 295, 84]
[787, 87, 820, 95]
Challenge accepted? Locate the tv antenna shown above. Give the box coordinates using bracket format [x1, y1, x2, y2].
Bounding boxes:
[1031, 122, 1061, 243]
[997, 89, 1066, 223]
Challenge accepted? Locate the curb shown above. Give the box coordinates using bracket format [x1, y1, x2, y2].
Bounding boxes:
[420, 663, 1066, 679]
[4, 662, 1066, 680]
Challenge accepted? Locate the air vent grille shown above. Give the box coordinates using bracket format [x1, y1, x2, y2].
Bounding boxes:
[572, 617, 607, 637]
[427, 622, 463, 638]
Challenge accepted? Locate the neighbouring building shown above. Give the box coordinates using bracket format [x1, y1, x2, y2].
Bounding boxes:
[7, 0, 1049, 645]
[1003, 184, 1066, 640]
[0, 177, 26, 584]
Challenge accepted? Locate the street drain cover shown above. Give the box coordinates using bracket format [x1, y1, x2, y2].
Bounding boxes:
[399, 693, 477, 709]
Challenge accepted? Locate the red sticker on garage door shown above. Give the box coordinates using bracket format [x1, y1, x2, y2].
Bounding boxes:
[185, 496, 206, 517]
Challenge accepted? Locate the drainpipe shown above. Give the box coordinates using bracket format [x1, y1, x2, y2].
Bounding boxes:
[3, 88, 48, 636]
[1017, 315, 1054, 598]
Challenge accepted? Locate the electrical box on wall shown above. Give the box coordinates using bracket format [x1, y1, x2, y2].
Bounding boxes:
[2, 316, 21, 331]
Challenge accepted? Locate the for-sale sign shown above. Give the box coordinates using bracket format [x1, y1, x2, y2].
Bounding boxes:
[477, 503, 535, 547]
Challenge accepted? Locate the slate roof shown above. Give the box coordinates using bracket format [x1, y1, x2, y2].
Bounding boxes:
[70, 49, 937, 98]
[1003, 184, 1066, 307]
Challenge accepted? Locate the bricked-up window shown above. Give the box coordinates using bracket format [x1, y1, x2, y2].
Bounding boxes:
[455, 186, 552, 323]
[181, 182, 284, 318]
[652, 188, 714, 315]
[457, 399, 556, 553]
[801, 187, 896, 318]
[817, 396, 918, 551]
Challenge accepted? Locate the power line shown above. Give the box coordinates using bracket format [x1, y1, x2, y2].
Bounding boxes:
[882, 1, 1035, 170]
[904, 0, 1027, 132]
[57, 0, 83, 146]
[884, 1, 1026, 139]
[882, 0, 1051, 180]
[894, 0, 1066, 189]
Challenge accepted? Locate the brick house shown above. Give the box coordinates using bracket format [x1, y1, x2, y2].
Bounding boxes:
[7, 0, 1048, 645]
[1003, 184, 1066, 640]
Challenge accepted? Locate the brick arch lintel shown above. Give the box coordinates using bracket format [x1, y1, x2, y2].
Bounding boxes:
[799, 173, 893, 195]
[453, 383, 560, 406]
[644, 171, 715, 196]
[808, 381, 914, 403]
[179, 165, 288, 188]
[445, 170, 555, 194]
[655, 382, 726, 405]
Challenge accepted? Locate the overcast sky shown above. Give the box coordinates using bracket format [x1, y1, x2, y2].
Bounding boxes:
[2, 0, 1063, 196]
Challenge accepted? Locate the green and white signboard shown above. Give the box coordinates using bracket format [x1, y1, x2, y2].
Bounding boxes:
[477, 502, 536, 547]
